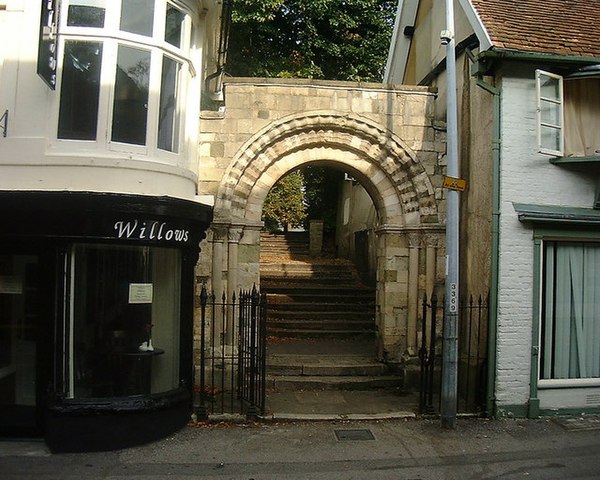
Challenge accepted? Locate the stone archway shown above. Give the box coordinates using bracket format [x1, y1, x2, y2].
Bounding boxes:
[210, 110, 443, 362]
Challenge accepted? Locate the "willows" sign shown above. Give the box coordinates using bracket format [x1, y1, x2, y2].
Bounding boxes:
[114, 220, 190, 244]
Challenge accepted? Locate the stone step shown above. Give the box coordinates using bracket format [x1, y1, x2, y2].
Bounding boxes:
[267, 374, 401, 391]
[261, 271, 358, 281]
[261, 259, 355, 267]
[268, 358, 388, 376]
[268, 295, 375, 306]
[267, 328, 375, 338]
[260, 248, 310, 255]
[267, 318, 375, 332]
[260, 231, 375, 341]
[263, 287, 366, 297]
[268, 310, 375, 322]
[268, 302, 374, 313]
[261, 278, 365, 288]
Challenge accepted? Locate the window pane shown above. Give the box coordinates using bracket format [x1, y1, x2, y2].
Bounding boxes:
[541, 101, 560, 126]
[111, 45, 150, 145]
[120, 0, 155, 36]
[165, 5, 185, 47]
[541, 125, 561, 152]
[58, 41, 103, 140]
[158, 56, 181, 152]
[541, 241, 600, 380]
[0, 255, 39, 412]
[540, 74, 560, 101]
[67, 1, 106, 28]
[71, 245, 181, 398]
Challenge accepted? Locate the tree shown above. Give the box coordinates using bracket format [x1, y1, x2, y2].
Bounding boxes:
[262, 170, 307, 232]
[228, 0, 396, 82]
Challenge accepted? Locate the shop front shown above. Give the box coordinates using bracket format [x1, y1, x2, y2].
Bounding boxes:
[0, 191, 212, 452]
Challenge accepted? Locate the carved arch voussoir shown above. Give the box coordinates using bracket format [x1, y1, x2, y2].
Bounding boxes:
[214, 111, 438, 226]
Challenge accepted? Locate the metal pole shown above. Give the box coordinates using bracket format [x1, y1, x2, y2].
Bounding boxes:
[441, 0, 460, 429]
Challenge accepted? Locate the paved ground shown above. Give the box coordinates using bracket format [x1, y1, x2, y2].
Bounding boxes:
[2, 416, 600, 479]
[264, 388, 419, 419]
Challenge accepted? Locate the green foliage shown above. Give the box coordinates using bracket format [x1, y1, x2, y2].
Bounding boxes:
[262, 170, 307, 232]
[228, 0, 396, 82]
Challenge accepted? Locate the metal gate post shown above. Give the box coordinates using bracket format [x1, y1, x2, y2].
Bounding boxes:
[196, 285, 208, 420]
[245, 285, 259, 419]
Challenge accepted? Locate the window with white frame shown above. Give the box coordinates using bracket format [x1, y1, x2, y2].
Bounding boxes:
[540, 240, 600, 384]
[536, 69, 600, 158]
[56, 0, 192, 155]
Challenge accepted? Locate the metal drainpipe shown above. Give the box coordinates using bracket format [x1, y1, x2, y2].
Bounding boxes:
[474, 75, 500, 418]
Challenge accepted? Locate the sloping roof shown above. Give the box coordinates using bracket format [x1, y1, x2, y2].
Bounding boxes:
[468, 0, 600, 58]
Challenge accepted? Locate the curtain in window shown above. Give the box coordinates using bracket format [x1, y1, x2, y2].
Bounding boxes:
[543, 242, 600, 379]
[564, 78, 600, 157]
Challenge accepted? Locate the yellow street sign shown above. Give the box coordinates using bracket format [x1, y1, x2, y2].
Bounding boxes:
[443, 176, 467, 192]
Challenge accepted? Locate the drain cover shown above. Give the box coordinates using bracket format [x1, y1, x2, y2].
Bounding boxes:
[334, 429, 375, 441]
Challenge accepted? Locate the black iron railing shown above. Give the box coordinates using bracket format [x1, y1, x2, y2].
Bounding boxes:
[196, 285, 267, 419]
[419, 293, 489, 415]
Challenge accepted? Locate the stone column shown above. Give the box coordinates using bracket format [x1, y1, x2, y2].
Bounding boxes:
[425, 234, 439, 299]
[239, 223, 262, 289]
[210, 224, 228, 298]
[374, 226, 410, 364]
[225, 226, 243, 346]
[407, 232, 421, 355]
[227, 226, 244, 299]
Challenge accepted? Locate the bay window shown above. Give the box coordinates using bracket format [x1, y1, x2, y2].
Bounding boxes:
[57, 0, 192, 156]
[68, 244, 181, 398]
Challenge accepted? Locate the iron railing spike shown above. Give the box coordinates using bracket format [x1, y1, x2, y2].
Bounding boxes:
[200, 284, 208, 306]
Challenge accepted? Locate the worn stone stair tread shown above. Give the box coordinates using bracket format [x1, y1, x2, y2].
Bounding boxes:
[260, 231, 375, 341]
[268, 362, 388, 377]
[267, 375, 401, 391]
[268, 301, 373, 307]
[267, 321, 374, 329]
[266, 329, 376, 338]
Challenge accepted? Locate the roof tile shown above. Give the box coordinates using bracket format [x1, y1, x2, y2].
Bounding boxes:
[469, 0, 600, 58]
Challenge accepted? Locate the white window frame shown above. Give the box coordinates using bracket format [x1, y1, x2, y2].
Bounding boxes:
[51, 0, 193, 159]
[536, 69, 564, 157]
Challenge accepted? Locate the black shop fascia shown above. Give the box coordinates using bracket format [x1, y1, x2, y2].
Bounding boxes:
[0, 191, 212, 452]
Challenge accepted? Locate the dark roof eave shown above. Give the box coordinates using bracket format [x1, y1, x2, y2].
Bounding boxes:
[478, 48, 600, 66]
[513, 202, 600, 225]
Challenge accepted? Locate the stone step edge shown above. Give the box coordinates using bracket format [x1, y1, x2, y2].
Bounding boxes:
[267, 375, 401, 391]
[268, 365, 388, 377]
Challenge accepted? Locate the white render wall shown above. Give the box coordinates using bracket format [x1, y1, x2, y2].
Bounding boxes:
[495, 66, 596, 410]
[0, 1, 208, 202]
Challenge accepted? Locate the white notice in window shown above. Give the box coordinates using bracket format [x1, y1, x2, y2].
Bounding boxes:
[128, 283, 153, 304]
[0, 275, 23, 294]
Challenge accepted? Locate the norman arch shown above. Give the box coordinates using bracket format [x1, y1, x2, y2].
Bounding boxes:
[207, 107, 444, 362]
[214, 111, 438, 227]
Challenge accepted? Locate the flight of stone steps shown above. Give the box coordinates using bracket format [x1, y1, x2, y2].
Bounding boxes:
[260, 232, 400, 395]
[260, 232, 376, 339]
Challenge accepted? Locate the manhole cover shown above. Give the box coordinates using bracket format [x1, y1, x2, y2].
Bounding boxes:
[334, 429, 375, 441]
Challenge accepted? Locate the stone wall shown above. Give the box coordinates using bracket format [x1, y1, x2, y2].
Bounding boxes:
[196, 78, 448, 363]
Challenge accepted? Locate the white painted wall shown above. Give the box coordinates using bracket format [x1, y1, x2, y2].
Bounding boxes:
[336, 178, 378, 271]
[495, 64, 596, 409]
[0, 1, 216, 201]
